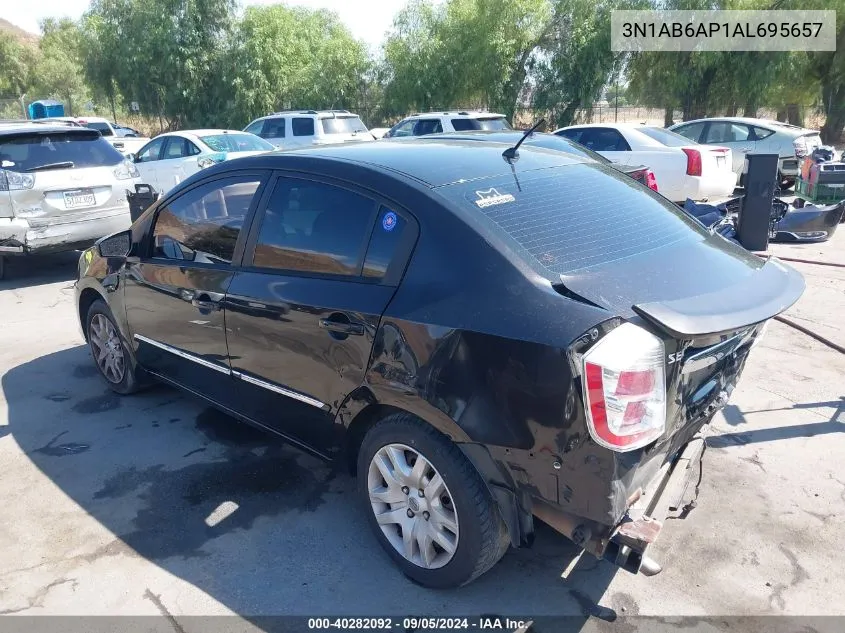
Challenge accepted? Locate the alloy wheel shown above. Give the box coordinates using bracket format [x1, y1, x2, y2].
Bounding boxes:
[367, 443, 459, 569]
[89, 313, 126, 384]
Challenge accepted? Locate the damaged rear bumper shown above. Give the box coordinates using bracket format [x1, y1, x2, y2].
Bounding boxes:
[533, 437, 706, 576]
[0, 208, 131, 255]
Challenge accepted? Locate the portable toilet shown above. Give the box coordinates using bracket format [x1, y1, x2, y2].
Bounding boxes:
[28, 100, 65, 120]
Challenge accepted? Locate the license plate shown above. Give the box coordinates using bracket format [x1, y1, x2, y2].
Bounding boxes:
[63, 189, 96, 209]
[716, 156, 725, 168]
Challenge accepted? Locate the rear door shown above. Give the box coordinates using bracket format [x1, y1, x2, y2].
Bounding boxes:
[224, 174, 417, 454]
[123, 171, 268, 407]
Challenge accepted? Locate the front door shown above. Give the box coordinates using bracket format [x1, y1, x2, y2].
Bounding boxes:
[224, 174, 416, 454]
[123, 171, 267, 405]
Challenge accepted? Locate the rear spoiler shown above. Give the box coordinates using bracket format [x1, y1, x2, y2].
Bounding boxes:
[632, 257, 805, 338]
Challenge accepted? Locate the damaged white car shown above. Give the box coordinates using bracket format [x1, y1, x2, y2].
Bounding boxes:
[0, 124, 139, 279]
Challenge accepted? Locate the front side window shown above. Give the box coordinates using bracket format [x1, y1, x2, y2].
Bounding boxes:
[387, 120, 415, 138]
[137, 138, 165, 163]
[245, 120, 264, 136]
[292, 118, 315, 137]
[251, 178, 377, 276]
[151, 176, 262, 264]
[263, 118, 286, 139]
[412, 119, 443, 136]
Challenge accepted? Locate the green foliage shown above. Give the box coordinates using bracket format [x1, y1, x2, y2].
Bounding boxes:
[0, 32, 37, 99]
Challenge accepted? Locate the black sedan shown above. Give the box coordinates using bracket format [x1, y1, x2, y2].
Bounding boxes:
[75, 138, 803, 588]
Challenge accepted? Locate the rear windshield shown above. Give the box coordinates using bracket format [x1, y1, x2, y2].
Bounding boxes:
[436, 163, 705, 275]
[639, 126, 695, 147]
[83, 121, 113, 137]
[0, 131, 125, 171]
[201, 133, 274, 152]
[452, 117, 512, 131]
[320, 116, 369, 135]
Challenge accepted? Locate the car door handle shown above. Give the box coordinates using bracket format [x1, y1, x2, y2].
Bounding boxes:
[319, 318, 364, 336]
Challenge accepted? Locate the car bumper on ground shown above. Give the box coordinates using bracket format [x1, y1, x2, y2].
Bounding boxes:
[0, 206, 132, 255]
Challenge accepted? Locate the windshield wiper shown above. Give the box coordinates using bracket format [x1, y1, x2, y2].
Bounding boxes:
[26, 161, 75, 172]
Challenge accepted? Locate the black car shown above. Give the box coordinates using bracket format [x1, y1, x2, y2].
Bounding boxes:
[75, 138, 803, 588]
[400, 129, 659, 191]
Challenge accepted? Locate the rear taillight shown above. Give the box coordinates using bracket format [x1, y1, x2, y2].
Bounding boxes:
[682, 148, 702, 176]
[645, 170, 658, 191]
[0, 169, 35, 191]
[793, 137, 808, 158]
[114, 160, 139, 180]
[581, 323, 666, 452]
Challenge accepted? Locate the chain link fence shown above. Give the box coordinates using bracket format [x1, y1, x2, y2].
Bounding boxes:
[0, 98, 28, 120]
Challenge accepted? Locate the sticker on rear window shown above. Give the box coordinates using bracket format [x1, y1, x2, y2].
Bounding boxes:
[382, 210, 398, 231]
[474, 188, 515, 208]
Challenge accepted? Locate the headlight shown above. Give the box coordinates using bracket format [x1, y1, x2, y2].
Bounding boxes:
[114, 160, 139, 180]
[0, 169, 35, 191]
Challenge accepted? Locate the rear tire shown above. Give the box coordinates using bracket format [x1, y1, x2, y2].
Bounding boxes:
[357, 413, 509, 588]
[86, 299, 142, 395]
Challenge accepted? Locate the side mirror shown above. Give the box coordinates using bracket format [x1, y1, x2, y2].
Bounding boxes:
[128, 153, 138, 163]
[97, 230, 132, 258]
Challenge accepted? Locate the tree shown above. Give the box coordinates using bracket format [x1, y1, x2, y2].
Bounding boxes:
[0, 32, 38, 109]
[33, 18, 89, 116]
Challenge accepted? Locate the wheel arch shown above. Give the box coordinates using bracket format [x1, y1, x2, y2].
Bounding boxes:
[77, 287, 106, 341]
[338, 387, 529, 548]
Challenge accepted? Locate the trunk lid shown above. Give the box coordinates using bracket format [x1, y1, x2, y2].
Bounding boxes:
[700, 145, 733, 175]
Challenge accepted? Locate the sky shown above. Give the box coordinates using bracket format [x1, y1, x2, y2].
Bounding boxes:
[2, 0, 419, 50]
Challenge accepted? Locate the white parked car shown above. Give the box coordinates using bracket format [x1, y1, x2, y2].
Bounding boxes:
[132, 130, 274, 194]
[384, 111, 512, 138]
[668, 117, 823, 187]
[369, 127, 390, 139]
[555, 124, 737, 202]
[243, 110, 372, 148]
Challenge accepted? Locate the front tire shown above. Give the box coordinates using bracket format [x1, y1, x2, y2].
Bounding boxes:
[86, 299, 141, 395]
[357, 413, 509, 588]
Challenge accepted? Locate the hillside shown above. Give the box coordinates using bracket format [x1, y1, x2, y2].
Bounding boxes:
[0, 18, 39, 46]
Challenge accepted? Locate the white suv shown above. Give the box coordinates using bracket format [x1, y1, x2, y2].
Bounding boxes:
[243, 110, 373, 149]
[384, 111, 512, 138]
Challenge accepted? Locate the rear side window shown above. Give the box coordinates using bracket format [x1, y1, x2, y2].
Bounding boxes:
[436, 163, 705, 274]
[292, 118, 315, 137]
[321, 116, 368, 135]
[706, 122, 751, 143]
[363, 207, 409, 279]
[576, 128, 631, 152]
[251, 178, 377, 276]
[163, 137, 195, 159]
[475, 117, 512, 131]
[152, 176, 262, 264]
[0, 131, 124, 171]
[752, 126, 775, 140]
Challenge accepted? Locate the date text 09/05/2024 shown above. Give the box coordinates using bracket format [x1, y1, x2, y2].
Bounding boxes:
[307, 617, 530, 630]
[621, 21, 823, 39]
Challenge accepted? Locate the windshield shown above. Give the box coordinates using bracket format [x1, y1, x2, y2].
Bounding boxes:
[0, 130, 124, 171]
[639, 126, 695, 147]
[201, 133, 275, 152]
[83, 121, 113, 137]
[436, 163, 705, 275]
[320, 116, 369, 135]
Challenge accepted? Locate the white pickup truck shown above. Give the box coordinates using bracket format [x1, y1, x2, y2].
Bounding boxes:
[44, 117, 150, 157]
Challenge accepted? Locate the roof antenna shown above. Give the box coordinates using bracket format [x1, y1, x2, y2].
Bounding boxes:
[502, 118, 545, 162]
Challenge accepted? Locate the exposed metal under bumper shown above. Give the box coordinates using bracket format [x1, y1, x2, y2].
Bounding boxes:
[606, 437, 707, 575]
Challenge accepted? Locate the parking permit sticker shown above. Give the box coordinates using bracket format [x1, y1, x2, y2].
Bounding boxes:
[474, 188, 515, 208]
[383, 210, 398, 231]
